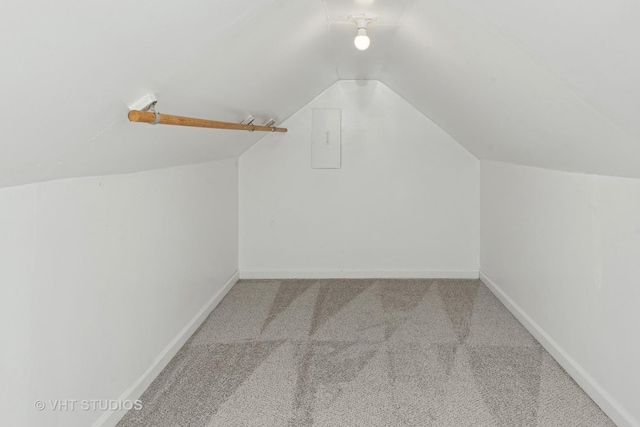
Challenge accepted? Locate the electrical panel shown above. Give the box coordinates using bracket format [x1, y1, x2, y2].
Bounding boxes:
[311, 108, 341, 169]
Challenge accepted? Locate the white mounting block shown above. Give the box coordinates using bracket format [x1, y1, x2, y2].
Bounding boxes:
[128, 93, 158, 111]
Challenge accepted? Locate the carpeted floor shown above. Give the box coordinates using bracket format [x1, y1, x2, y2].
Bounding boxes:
[118, 279, 615, 426]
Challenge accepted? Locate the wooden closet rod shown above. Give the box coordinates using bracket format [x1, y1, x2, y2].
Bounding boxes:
[128, 110, 287, 133]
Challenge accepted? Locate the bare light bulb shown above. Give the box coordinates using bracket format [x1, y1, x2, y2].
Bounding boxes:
[354, 27, 370, 50]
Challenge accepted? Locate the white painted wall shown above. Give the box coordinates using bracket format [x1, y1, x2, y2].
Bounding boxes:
[480, 160, 640, 427]
[0, 159, 239, 427]
[240, 81, 479, 279]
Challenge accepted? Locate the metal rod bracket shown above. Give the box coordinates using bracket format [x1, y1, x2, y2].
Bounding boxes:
[148, 101, 160, 125]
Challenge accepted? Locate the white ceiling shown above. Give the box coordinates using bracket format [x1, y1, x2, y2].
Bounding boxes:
[381, 0, 640, 177]
[2, 0, 639, 188]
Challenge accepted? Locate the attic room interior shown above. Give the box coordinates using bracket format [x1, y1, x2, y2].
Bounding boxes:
[2, 0, 639, 426]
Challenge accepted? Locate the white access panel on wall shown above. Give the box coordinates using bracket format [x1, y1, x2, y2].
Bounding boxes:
[311, 108, 341, 169]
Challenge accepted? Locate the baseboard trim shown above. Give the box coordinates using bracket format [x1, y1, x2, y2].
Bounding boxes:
[480, 270, 638, 427]
[240, 270, 479, 280]
[93, 270, 239, 427]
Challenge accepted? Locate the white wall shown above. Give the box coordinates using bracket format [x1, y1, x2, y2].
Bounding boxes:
[0, 159, 239, 427]
[480, 160, 640, 427]
[240, 81, 479, 278]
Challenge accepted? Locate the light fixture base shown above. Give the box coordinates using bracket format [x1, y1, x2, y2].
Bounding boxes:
[347, 13, 378, 28]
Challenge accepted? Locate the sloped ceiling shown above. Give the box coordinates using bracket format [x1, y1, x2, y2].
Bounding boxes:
[2, 0, 639, 188]
[381, 0, 640, 177]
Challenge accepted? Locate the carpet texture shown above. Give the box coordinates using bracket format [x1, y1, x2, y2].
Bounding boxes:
[118, 279, 615, 426]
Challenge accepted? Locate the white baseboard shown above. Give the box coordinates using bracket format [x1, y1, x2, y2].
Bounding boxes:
[93, 270, 239, 427]
[240, 269, 479, 280]
[480, 271, 638, 427]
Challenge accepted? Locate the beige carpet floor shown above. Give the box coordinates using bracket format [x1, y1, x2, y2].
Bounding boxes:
[118, 279, 615, 426]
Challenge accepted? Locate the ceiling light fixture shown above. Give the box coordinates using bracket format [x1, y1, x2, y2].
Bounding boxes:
[347, 14, 378, 51]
